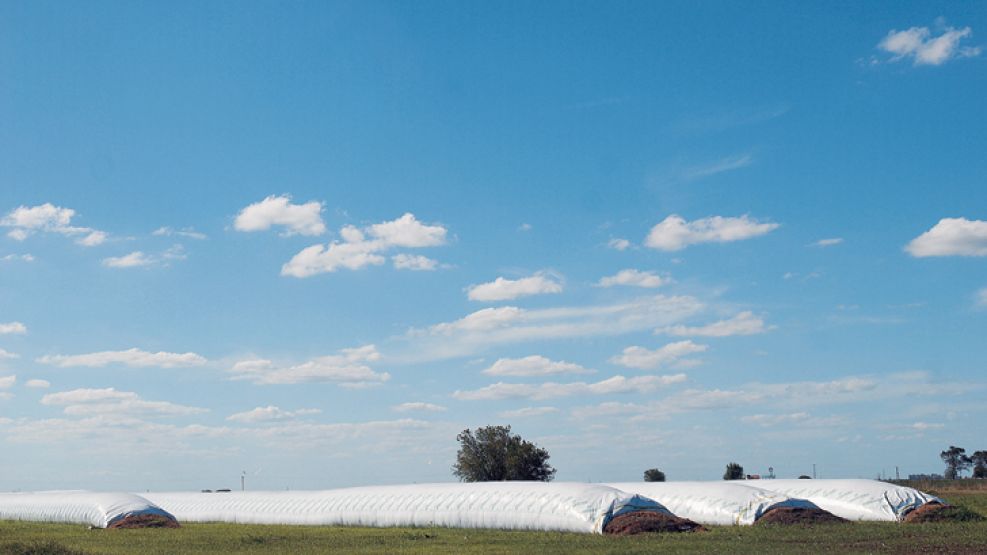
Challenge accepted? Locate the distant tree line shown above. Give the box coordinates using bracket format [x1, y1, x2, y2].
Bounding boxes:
[941, 446, 987, 479]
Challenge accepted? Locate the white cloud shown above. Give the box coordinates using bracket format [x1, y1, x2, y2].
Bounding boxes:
[281, 213, 447, 278]
[226, 405, 322, 423]
[645, 215, 779, 251]
[481, 355, 592, 377]
[38, 348, 207, 368]
[101, 245, 187, 269]
[282, 241, 386, 277]
[1, 203, 107, 246]
[0, 349, 18, 359]
[368, 213, 447, 248]
[392, 254, 438, 271]
[518, 223, 533, 232]
[0, 375, 15, 389]
[657, 311, 770, 337]
[3, 204, 74, 230]
[977, 288, 987, 308]
[812, 238, 844, 247]
[741, 412, 812, 427]
[153, 227, 207, 240]
[229, 345, 389, 386]
[392, 402, 447, 413]
[234, 195, 326, 236]
[102, 251, 154, 268]
[879, 23, 981, 66]
[912, 421, 945, 431]
[608, 238, 631, 251]
[76, 231, 108, 247]
[610, 340, 708, 370]
[0, 322, 27, 335]
[25, 379, 50, 389]
[41, 387, 207, 417]
[498, 406, 559, 418]
[1, 254, 35, 262]
[906, 218, 987, 257]
[598, 269, 667, 288]
[406, 294, 703, 361]
[467, 272, 563, 302]
[453, 374, 687, 401]
[681, 154, 752, 181]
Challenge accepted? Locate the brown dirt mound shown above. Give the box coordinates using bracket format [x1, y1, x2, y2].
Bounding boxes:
[904, 502, 985, 523]
[603, 511, 706, 535]
[107, 513, 180, 529]
[755, 506, 848, 525]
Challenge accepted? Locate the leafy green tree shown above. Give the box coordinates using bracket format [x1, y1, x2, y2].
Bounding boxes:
[971, 451, 987, 479]
[723, 462, 744, 480]
[643, 468, 666, 482]
[941, 446, 972, 479]
[452, 425, 556, 482]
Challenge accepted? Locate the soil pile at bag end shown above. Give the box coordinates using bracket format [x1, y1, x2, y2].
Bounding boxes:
[904, 502, 985, 523]
[107, 513, 180, 529]
[755, 506, 848, 525]
[603, 511, 706, 535]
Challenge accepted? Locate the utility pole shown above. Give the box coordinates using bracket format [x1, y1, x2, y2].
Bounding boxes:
[896, 466, 900, 480]
[812, 463, 816, 479]
[241, 470, 246, 492]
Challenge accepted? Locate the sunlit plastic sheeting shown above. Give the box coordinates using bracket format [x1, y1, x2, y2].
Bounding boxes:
[143, 482, 670, 534]
[608, 482, 818, 526]
[0, 491, 176, 528]
[752, 479, 941, 521]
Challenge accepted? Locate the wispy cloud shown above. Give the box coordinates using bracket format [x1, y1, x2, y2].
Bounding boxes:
[0, 322, 27, 335]
[153, 226, 207, 240]
[41, 387, 207, 417]
[811, 238, 844, 248]
[481, 355, 592, 377]
[38, 348, 207, 368]
[598, 269, 668, 289]
[610, 340, 708, 370]
[681, 154, 753, 181]
[102, 245, 187, 269]
[229, 345, 388, 386]
[607, 238, 631, 251]
[401, 294, 704, 362]
[392, 402, 447, 413]
[878, 21, 981, 66]
[656, 311, 771, 337]
[467, 272, 563, 302]
[226, 406, 321, 423]
[645, 215, 778, 251]
[497, 406, 559, 418]
[453, 373, 687, 401]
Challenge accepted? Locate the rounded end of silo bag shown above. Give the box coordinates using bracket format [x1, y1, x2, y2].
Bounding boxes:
[603, 511, 706, 535]
[106, 510, 180, 529]
[755, 507, 848, 525]
[903, 502, 985, 523]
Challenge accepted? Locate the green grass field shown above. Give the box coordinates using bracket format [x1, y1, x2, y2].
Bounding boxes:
[2, 482, 986, 555]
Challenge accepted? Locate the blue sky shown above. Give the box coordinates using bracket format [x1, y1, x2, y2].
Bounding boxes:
[1, 1, 986, 491]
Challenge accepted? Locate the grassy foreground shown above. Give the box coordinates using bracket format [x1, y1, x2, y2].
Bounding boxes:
[1, 486, 985, 555]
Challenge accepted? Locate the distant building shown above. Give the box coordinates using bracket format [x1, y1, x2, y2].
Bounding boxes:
[908, 473, 944, 480]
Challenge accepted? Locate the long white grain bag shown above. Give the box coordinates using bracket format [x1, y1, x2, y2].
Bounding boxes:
[752, 479, 941, 521]
[0, 491, 177, 528]
[608, 482, 818, 526]
[144, 482, 670, 534]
